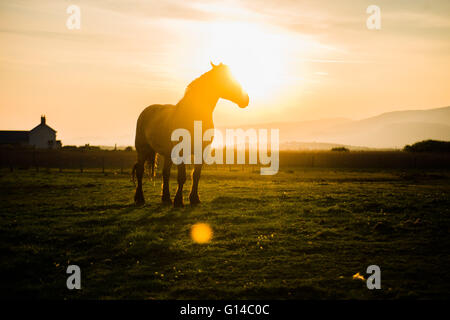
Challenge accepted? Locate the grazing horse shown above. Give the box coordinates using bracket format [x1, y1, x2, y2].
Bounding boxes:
[132, 62, 249, 207]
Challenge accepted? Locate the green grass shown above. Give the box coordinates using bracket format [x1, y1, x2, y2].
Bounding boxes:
[0, 167, 449, 299]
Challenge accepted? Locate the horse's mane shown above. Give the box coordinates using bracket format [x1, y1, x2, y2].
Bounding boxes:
[184, 68, 215, 96]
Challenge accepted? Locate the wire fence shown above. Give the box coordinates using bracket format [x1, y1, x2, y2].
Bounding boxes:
[0, 148, 449, 173]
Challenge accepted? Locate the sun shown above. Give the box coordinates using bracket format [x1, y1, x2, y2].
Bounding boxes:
[204, 22, 289, 100]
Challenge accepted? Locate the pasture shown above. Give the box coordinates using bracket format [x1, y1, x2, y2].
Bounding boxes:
[1, 165, 449, 299]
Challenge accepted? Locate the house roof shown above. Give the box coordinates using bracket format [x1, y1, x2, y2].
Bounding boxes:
[30, 123, 56, 133]
[0, 131, 30, 144]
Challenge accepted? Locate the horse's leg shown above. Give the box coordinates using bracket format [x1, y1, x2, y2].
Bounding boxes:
[174, 163, 186, 208]
[161, 156, 172, 205]
[134, 152, 146, 206]
[189, 164, 202, 205]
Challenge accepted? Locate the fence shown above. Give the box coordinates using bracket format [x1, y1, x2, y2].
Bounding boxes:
[0, 148, 449, 173]
[278, 150, 450, 169]
[0, 149, 136, 173]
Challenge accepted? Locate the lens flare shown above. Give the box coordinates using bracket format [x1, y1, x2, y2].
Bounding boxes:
[190, 223, 213, 244]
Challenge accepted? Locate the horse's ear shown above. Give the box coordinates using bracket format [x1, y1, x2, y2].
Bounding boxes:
[210, 61, 217, 68]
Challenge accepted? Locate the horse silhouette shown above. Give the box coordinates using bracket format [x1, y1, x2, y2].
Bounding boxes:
[132, 62, 249, 207]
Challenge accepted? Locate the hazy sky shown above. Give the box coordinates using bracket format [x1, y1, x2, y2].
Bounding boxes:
[1, 0, 449, 145]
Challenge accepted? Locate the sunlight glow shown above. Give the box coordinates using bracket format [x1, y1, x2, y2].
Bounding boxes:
[204, 22, 290, 100]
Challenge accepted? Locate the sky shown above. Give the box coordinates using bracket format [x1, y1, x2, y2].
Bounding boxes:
[0, 0, 449, 146]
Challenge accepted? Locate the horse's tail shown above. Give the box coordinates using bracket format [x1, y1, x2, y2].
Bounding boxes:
[131, 151, 157, 186]
[131, 162, 138, 186]
[147, 151, 156, 181]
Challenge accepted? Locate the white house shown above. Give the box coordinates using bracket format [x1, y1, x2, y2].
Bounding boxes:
[29, 116, 61, 149]
[0, 116, 61, 149]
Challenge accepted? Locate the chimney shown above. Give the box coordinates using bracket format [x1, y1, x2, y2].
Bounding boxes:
[41, 115, 46, 125]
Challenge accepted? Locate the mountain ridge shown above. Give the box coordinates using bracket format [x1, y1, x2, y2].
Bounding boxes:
[217, 106, 450, 149]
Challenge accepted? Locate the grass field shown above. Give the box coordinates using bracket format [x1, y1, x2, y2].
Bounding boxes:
[1, 166, 449, 299]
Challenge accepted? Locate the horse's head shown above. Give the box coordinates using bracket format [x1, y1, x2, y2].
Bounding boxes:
[210, 62, 249, 108]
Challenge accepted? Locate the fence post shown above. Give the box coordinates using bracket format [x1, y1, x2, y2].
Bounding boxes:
[102, 156, 105, 173]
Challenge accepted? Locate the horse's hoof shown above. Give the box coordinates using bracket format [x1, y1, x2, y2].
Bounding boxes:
[134, 199, 145, 206]
[161, 191, 172, 203]
[189, 195, 201, 206]
[135, 190, 145, 206]
[174, 201, 184, 208]
[174, 194, 184, 208]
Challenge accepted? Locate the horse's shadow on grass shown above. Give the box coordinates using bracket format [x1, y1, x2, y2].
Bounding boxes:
[62, 197, 209, 298]
[76, 201, 199, 298]
[64, 203, 136, 214]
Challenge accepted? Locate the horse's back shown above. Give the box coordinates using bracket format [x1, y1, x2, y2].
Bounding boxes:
[136, 104, 176, 156]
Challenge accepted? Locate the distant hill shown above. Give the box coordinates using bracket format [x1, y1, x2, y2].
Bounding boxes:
[219, 106, 450, 149]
